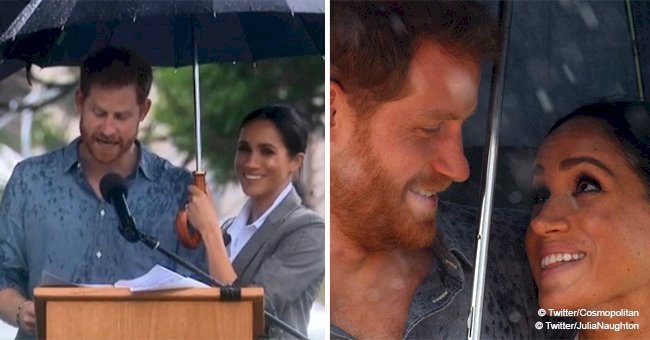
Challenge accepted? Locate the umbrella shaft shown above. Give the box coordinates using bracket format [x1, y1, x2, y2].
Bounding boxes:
[192, 18, 202, 171]
[467, 1, 513, 339]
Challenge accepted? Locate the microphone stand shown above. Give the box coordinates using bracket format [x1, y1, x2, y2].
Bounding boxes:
[134, 229, 309, 340]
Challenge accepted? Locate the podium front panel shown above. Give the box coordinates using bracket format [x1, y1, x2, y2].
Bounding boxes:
[34, 287, 264, 340]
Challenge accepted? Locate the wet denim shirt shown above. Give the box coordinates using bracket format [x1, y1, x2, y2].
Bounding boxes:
[331, 201, 576, 340]
[0, 138, 208, 336]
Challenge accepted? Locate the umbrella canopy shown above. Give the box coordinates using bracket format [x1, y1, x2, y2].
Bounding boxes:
[441, 0, 650, 211]
[0, 0, 324, 68]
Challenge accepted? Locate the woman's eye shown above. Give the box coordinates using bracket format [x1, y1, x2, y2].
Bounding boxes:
[261, 148, 275, 156]
[575, 174, 601, 194]
[531, 187, 550, 205]
[576, 180, 600, 193]
[237, 145, 251, 152]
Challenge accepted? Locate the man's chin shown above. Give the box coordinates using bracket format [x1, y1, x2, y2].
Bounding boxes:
[89, 148, 121, 164]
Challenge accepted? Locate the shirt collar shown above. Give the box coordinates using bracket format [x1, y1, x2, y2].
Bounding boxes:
[435, 201, 476, 268]
[62, 137, 155, 181]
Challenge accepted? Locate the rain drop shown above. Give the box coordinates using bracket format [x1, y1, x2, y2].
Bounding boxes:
[508, 191, 522, 204]
[366, 289, 381, 302]
[133, 14, 137, 23]
[390, 278, 405, 290]
[508, 311, 521, 323]
[232, 61, 236, 65]
[290, 11, 294, 17]
[252, 62, 257, 68]
[562, 64, 576, 84]
[577, 3, 599, 30]
[535, 88, 554, 114]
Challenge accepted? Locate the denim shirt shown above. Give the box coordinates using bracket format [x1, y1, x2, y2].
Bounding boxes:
[0, 138, 208, 337]
[331, 201, 576, 339]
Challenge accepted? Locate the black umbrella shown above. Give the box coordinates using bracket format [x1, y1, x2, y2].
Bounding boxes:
[0, 0, 324, 66]
[434, 1, 650, 338]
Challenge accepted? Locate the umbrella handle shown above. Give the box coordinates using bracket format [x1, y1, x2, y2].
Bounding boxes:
[176, 171, 206, 249]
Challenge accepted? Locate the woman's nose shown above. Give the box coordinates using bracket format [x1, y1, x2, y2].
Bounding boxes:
[529, 196, 572, 236]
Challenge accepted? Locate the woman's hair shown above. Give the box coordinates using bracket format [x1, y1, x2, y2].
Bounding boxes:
[240, 105, 311, 206]
[547, 101, 650, 199]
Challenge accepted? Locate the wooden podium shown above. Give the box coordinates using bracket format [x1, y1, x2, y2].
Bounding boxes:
[33, 287, 264, 339]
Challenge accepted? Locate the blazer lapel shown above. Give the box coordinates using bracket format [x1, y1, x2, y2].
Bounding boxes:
[231, 188, 302, 276]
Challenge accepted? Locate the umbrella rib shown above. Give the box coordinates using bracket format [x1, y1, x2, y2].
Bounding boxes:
[0, 0, 44, 42]
[624, 0, 645, 100]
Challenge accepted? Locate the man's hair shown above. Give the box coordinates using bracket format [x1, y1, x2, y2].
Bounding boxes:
[331, 1, 499, 115]
[80, 46, 153, 104]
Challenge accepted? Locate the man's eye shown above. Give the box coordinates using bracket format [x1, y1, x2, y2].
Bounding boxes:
[419, 125, 442, 135]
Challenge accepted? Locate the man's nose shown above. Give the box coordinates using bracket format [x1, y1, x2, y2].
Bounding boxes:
[100, 116, 117, 135]
[430, 123, 470, 182]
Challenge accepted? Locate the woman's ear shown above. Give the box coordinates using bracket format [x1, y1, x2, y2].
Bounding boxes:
[291, 152, 305, 175]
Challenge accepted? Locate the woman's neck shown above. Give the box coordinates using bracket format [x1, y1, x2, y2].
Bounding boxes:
[248, 181, 291, 223]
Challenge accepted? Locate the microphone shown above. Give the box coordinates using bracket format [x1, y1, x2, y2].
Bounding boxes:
[99, 173, 139, 243]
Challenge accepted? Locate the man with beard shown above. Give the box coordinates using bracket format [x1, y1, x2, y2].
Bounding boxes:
[0, 47, 205, 338]
[330, 2, 572, 339]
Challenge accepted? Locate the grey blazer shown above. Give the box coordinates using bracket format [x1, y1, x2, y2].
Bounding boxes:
[223, 187, 325, 336]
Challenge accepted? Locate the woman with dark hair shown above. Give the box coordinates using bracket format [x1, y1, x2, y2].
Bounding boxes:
[186, 105, 324, 336]
[526, 101, 650, 339]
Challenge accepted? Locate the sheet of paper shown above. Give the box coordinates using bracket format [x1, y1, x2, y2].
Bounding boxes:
[114, 264, 209, 292]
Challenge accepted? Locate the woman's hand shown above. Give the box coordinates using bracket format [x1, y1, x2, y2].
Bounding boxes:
[186, 185, 221, 234]
[18, 301, 35, 334]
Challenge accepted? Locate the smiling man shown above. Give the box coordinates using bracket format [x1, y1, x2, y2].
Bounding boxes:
[0, 47, 205, 338]
[330, 1, 573, 339]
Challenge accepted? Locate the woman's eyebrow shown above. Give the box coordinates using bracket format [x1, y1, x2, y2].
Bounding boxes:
[559, 157, 615, 177]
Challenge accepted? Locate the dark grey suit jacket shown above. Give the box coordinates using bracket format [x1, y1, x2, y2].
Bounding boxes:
[223, 188, 325, 336]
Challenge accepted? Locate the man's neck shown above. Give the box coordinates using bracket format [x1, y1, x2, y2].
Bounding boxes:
[330, 217, 434, 338]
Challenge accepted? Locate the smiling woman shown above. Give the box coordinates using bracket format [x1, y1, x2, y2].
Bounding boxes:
[185, 105, 325, 336]
[525, 101, 650, 339]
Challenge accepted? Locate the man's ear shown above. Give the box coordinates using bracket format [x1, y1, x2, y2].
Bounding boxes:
[330, 80, 348, 145]
[139, 98, 152, 122]
[75, 89, 84, 114]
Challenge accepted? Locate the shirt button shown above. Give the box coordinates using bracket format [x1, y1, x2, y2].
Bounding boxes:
[100, 209, 105, 217]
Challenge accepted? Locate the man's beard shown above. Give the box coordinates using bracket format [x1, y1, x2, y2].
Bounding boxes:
[331, 121, 452, 252]
[79, 118, 132, 164]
